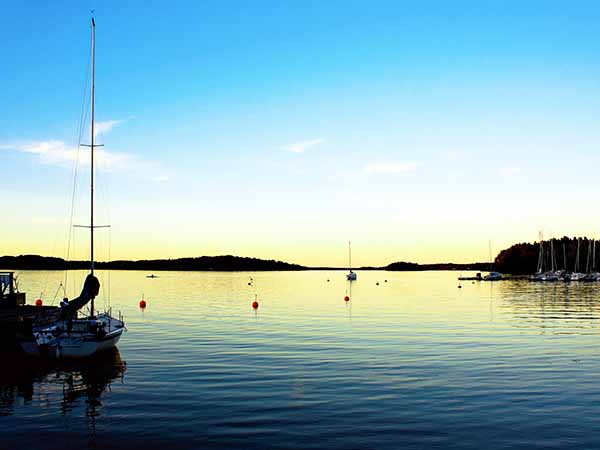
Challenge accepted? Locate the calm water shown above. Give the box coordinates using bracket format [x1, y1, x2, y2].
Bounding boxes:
[3, 270, 600, 449]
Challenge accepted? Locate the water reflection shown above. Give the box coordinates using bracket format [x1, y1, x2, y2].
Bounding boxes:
[0, 348, 126, 418]
[495, 281, 600, 334]
[8, 271, 600, 450]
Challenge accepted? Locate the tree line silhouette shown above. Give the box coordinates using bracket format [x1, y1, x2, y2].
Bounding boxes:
[494, 236, 600, 275]
[0, 255, 307, 271]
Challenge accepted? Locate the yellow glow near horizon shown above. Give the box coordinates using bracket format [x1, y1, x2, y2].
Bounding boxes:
[4, 216, 593, 268]
[6, 178, 600, 267]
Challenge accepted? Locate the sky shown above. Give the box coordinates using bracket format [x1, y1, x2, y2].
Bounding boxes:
[2, 0, 600, 267]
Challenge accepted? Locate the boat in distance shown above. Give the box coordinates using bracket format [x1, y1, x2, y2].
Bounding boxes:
[346, 241, 357, 281]
[483, 271, 502, 281]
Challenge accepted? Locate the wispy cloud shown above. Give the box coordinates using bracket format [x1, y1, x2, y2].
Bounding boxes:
[1, 118, 170, 181]
[364, 162, 421, 174]
[0, 140, 137, 170]
[94, 119, 125, 137]
[284, 138, 324, 153]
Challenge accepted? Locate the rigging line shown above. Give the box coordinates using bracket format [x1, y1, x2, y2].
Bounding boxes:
[98, 266, 106, 311]
[42, 223, 64, 304]
[98, 131, 112, 242]
[71, 229, 80, 297]
[102, 127, 114, 309]
[63, 103, 87, 290]
[98, 232, 109, 310]
[95, 130, 112, 311]
[65, 35, 93, 292]
[50, 282, 64, 306]
[108, 226, 111, 308]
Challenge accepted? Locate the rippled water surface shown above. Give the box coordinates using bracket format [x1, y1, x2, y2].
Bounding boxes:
[3, 270, 600, 449]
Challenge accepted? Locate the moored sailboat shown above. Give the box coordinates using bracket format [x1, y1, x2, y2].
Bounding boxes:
[544, 239, 560, 281]
[483, 241, 502, 281]
[346, 241, 357, 281]
[529, 234, 545, 281]
[568, 238, 586, 281]
[19, 18, 125, 359]
[582, 239, 599, 281]
[529, 234, 561, 281]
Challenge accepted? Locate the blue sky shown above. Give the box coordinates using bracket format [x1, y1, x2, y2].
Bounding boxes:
[2, 1, 600, 266]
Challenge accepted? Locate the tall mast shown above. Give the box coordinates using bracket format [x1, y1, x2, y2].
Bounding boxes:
[586, 239, 592, 273]
[77, 17, 104, 317]
[537, 231, 544, 274]
[89, 17, 96, 318]
[91, 17, 95, 276]
[348, 241, 352, 270]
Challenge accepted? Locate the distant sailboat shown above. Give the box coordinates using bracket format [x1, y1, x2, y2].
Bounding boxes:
[583, 239, 599, 282]
[483, 240, 502, 281]
[19, 18, 125, 358]
[590, 239, 599, 281]
[544, 239, 559, 281]
[530, 233, 559, 281]
[346, 241, 357, 281]
[530, 233, 545, 281]
[569, 239, 586, 281]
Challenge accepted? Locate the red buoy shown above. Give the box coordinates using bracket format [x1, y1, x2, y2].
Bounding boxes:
[252, 300, 259, 309]
[35, 298, 43, 307]
[344, 296, 350, 302]
[139, 299, 147, 308]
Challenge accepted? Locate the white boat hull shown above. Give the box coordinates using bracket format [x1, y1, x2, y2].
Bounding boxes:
[483, 272, 502, 281]
[20, 328, 123, 359]
[19, 312, 125, 359]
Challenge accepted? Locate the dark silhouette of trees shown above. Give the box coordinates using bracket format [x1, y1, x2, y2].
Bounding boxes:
[385, 261, 489, 271]
[494, 236, 599, 274]
[0, 255, 306, 271]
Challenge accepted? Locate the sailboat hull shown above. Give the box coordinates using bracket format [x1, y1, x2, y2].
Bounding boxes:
[19, 328, 123, 359]
[19, 312, 125, 359]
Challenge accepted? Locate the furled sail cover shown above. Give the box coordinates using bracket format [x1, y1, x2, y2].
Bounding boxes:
[64, 273, 100, 312]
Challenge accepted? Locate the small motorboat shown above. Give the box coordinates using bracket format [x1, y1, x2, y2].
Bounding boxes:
[483, 272, 502, 281]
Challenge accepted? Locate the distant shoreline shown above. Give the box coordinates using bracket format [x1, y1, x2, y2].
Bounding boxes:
[0, 254, 489, 272]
